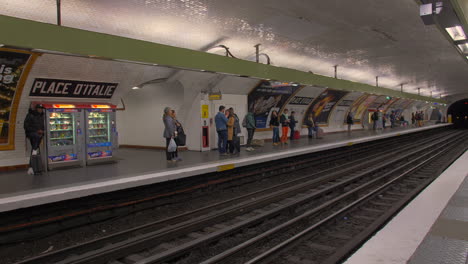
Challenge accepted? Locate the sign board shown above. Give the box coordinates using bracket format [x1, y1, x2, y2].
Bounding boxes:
[30, 78, 118, 99]
[208, 94, 222, 100]
[289, 96, 314, 105]
[201, 104, 209, 118]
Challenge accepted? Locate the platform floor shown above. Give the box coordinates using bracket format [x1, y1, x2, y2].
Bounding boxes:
[344, 150, 468, 264]
[0, 123, 450, 212]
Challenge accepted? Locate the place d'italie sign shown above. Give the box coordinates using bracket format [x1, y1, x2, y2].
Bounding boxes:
[30, 78, 118, 99]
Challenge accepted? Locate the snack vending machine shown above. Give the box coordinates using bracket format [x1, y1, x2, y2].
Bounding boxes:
[85, 105, 118, 164]
[43, 104, 85, 170]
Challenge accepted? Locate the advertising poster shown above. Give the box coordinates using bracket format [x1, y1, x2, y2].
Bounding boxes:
[368, 95, 387, 110]
[248, 81, 302, 129]
[352, 94, 378, 123]
[0, 49, 36, 150]
[303, 89, 349, 126]
[345, 94, 369, 124]
[382, 97, 399, 112]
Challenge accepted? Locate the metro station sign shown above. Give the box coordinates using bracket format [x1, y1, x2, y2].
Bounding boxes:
[30, 78, 118, 99]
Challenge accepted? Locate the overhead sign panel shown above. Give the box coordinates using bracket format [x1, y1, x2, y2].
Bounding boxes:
[30, 78, 118, 99]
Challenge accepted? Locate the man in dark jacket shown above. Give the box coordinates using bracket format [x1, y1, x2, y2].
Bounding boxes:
[289, 111, 298, 140]
[245, 111, 256, 151]
[24, 104, 45, 155]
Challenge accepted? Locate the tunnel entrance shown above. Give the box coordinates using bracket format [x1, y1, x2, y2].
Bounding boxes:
[447, 99, 468, 129]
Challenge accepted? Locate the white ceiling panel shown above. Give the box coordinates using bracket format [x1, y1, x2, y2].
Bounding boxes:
[1, 0, 467, 98]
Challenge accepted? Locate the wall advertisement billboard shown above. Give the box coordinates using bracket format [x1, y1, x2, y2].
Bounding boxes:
[248, 81, 302, 129]
[303, 89, 349, 126]
[0, 48, 37, 150]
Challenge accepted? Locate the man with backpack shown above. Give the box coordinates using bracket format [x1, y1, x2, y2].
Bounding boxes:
[243, 111, 256, 151]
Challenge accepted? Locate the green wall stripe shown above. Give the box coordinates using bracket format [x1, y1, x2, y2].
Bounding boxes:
[0, 15, 445, 103]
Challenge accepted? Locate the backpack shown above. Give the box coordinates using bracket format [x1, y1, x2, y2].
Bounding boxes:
[242, 116, 247, 127]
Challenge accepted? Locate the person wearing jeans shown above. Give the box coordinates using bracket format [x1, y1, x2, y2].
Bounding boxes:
[215, 105, 228, 155]
[305, 113, 316, 138]
[270, 110, 280, 145]
[289, 111, 297, 140]
[245, 111, 256, 151]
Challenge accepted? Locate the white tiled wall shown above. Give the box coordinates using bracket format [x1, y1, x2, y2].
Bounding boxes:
[0, 53, 167, 166]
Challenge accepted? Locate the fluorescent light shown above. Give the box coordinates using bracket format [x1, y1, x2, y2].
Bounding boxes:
[458, 43, 468, 53]
[445, 26, 466, 41]
[132, 86, 140, 90]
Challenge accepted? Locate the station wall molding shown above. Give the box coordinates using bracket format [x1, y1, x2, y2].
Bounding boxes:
[0, 15, 445, 104]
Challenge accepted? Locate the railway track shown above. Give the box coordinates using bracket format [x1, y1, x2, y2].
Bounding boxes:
[12, 128, 465, 264]
[0, 128, 445, 244]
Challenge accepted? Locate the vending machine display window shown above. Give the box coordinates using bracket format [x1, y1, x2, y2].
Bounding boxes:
[49, 111, 75, 146]
[45, 108, 83, 168]
[86, 109, 114, 161]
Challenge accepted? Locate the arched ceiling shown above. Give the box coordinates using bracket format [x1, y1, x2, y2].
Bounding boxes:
[1, 0, 467, 98]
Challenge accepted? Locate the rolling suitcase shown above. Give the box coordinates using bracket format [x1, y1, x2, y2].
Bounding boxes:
[316, 127, 324, 139]
[293, 130, 301, 140]
[234, 136, 241, 152]
[30, 152, 43, 175]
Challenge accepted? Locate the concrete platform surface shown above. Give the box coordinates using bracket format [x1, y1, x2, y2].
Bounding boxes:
[0, 124, 450, 213]
[344, 149, 468, 264]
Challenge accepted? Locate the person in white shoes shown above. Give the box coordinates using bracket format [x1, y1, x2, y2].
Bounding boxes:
[24, 104, 45, 174]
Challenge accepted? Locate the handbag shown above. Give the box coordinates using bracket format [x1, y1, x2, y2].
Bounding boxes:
[175, 133, 186, 146]
[168, 138, 177, 152]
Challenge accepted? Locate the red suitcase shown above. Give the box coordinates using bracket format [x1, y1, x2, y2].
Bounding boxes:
[294, 130, 301, 140]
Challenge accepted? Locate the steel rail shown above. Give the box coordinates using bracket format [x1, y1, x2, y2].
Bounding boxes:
[118, 131, 464, 264]
[12, 129, 457, 264]
[216, 134, 466, 264]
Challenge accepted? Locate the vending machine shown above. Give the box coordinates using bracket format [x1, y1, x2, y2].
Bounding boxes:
[41, 103, 85, 170]
[85, 105, 118, 165]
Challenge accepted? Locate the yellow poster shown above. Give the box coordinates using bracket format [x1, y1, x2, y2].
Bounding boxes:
[0, 48, 38, 150]
[201, 104, 209, 118]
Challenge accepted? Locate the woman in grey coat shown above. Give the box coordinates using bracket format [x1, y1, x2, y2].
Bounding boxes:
[163, 107, 180, 162]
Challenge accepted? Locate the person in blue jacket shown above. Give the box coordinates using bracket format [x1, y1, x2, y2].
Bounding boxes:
[215, 105, 228, 155]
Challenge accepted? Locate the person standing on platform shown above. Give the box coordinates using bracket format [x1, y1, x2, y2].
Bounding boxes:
[411, 112, 416, 126]
[390, 111, 396, 128]
[171, 110, 183, 161]
[420, 111, 424, 126]
[163, 107, 179, 162]
[346, 112, 354, 132]
[372, 111, 379, 130]
[382, 114, 387, 129]
[289, 111, 298, 140]
[269, 110, 280, 145]
[245, 111, 256, 151]
[215, 105, 229, 155]
[229, 107, 241, 154]
[24, 104, 45, 175]
[226, 109, 236, 154]
[305, 113, 316, 138]
[280, 109, 290, 144]
[24, 104, 45, 155]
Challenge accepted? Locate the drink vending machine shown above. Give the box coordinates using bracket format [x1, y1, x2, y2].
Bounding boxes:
[40, 103, 118, 170]
[85, 105, 118, 165]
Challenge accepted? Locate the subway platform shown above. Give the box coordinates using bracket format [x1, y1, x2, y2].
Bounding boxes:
[0, 123, 451, 213]
[344, 147, 468, 264]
